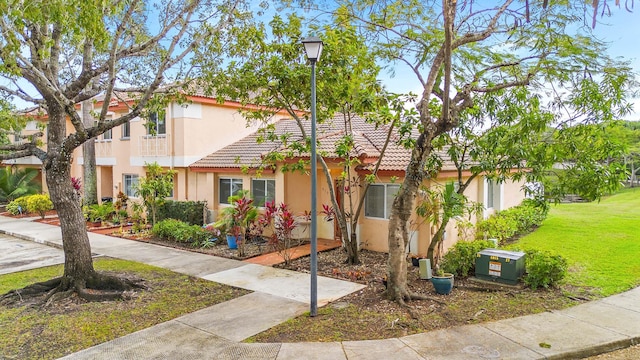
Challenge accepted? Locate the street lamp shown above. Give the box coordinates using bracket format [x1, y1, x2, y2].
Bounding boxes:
[302, 36, 323, 317]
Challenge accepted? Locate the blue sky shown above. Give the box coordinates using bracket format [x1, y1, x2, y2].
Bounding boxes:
[380, 8, 640, 120]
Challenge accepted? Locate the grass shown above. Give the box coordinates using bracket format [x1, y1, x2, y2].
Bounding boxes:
[250, 188, 640, 343]
[0, 257, 249, 360]
[509, 188, 640, 296]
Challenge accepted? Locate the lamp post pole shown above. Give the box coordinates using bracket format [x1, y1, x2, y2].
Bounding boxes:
[302, 36, 323, 317]
[310, 56, 318, 317]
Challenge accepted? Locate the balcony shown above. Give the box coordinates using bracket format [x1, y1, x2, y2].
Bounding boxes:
[138, 135, 170, 156]
[94, 140, 113, 157]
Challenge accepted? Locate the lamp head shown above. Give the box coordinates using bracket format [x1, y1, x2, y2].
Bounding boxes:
[302, 36, 323, 62]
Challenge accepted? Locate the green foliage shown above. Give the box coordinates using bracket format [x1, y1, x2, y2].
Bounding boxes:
[0, 166, 41, 203]
[523, 250, 568, 289]
[86, 202, 115, 224]
[136, 162, 176, 226]
[6, 196, 29, 215]
[441, 240, 496, 278]
[213, 190, 258, 257]
[25, 194, 53, 219]
[476, 200, 549, 243]
[151, 219, 209, 246]
[156, 200, 206, 226]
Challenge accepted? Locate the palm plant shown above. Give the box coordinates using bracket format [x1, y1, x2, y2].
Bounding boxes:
[0, 166, 41, 203]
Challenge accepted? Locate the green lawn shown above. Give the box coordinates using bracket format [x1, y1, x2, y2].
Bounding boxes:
[0, 258, 249, 360]
[511, 188, 640, 296]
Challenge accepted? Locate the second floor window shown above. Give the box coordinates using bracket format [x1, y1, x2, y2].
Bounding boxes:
[94, 120, 112, 140]
[252, 179, 275, 207]
[147, 111, 166, 135]
[121, 121, 130, 139]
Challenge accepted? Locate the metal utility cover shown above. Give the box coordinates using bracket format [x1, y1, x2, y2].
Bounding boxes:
[475, 249, 526, 285]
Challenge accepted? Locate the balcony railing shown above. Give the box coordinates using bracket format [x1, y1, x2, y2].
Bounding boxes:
[138, 135, 170, 156]
[94, 140, 113, 157]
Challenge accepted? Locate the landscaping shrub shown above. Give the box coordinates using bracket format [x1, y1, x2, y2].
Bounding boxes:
[7, 196, 30, 215]
[152, 218, 210, 246]
[476, 200, 549, 243]
[7, 194, 53, 217]
[26, 194, 53, 219]
[156, 200, 206, 225]
[441, 240, 496, 277]
[26, 194, 53, 218]
[523, 250, 568, 289]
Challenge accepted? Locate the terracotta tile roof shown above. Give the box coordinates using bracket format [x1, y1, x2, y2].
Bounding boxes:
[190, 114, 456, 173]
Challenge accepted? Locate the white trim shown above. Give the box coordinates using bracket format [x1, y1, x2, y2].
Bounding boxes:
[4, 156, 42, 165]
[364, 183, 400, 220]
[130, 156, 201, 167]
[218, 177, 243, 204]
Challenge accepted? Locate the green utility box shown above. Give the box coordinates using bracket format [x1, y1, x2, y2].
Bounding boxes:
[475, 249, 526, 285]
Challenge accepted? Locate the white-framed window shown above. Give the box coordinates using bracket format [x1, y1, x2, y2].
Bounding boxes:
[94, 120, 112, 140]
[123, 174, 139, 197]
[219, 178, 243, 204]
[485, 178, 501, 210]
[365, 184, 400, 219]
[103, 127, 112, 140]
[121, 121, 130, 139]
[147, 111, 166, 135]
[252, 179, 275, 207]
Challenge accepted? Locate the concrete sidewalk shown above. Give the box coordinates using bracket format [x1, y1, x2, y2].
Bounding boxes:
[1, 215, 639, 359]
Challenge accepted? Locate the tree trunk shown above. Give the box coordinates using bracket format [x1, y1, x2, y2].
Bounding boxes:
[45, 105, 97, 287]
[386, 135, 429, 302]
[427, 216, 450, 269]
[48, 163, 96, 283]
[346, 223, 359, 264]
[82, 99, 98, 206]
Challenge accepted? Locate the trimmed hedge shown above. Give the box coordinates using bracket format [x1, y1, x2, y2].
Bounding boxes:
[475, 199, 549, 243]
[155, 200, 206, 226]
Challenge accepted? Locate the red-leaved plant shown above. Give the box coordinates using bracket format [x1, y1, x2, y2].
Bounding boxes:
[71, 177, 82, 200]
[260, 201, 299, 265]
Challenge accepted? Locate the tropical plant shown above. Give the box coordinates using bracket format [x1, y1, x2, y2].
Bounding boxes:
[415, 182, 480, 268]
[214, 190, 258, 257]
[135, 162, 176, 226]
[259, 201, 299, 265]
[114, 191, 128, 211]
[87, 202, 115, 226]
[0, 166, 41, 203]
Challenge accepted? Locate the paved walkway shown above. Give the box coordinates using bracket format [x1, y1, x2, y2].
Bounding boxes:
[245, 238, 342, 266]
[1, 215, 639, 359]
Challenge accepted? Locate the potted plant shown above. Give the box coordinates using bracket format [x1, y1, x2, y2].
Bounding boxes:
[431, 266, 454, 295]
[214, 190, 257, 256]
